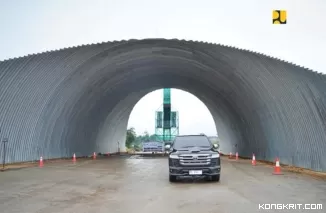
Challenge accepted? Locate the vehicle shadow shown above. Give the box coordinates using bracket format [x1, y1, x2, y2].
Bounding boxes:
[171, 177, 220, 184]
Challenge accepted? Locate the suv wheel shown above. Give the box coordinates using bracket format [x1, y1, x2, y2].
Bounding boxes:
[211, 174, 220, 182]
[169, 175, 177, 182]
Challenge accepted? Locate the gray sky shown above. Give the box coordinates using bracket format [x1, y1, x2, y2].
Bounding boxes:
[0, 0, 325, 136]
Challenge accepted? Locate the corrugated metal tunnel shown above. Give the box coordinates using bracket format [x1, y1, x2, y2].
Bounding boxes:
[0, 39, 326, 171]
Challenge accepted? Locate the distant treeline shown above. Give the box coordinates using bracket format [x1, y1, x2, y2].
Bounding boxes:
[126, 127, 156, 150]
[126, 127, 219, 150]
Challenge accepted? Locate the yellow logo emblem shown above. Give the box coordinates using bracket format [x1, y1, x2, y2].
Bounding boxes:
[273, 10, 287, 24]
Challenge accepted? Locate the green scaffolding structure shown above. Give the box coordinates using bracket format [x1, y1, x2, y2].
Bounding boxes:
[155, 88, 179, 143]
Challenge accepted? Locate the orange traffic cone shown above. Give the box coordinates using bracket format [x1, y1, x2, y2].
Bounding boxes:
[72, 153, 76, 162]
[39, 156, 43, 167]
[235, 152, 239, 160]
[273, 158, 283, 175]
[93, 152, 96, 160]
[229, 152, 233, 159]
[252, 153, 256, 166]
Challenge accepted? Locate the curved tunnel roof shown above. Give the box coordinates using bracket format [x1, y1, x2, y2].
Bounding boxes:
[0, 39, 326, 171]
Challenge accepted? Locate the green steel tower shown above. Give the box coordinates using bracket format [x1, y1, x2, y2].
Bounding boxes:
[155, 88, 179, 143]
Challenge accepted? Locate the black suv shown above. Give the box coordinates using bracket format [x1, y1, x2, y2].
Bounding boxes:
[167, 134, 221, 182]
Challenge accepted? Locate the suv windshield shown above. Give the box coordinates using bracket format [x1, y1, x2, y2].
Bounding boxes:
[172, 135, 212, 149]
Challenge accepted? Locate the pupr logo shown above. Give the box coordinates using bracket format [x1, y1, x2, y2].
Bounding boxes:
[273, 10, 287, 24]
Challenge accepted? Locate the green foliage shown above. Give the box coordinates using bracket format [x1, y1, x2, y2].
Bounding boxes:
[125, 128, 156, 150]
[126, 127, 136, 148]
[139, 131, 156, 142]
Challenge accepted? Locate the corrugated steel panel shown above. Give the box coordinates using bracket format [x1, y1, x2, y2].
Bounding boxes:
[0, 39, 325, 171]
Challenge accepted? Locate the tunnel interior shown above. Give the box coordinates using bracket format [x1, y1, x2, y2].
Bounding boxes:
[0, 39, 326, 171]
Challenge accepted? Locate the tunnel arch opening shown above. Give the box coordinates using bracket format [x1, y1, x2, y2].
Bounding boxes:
[125, 88, 219, 151]
[0, 39, 325, 171]
[95, 82, 242, 157]
[126, 88, 218, 137]
[83, 84, 249, 164]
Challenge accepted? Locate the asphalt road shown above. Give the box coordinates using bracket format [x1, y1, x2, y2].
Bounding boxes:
[0, 156, 325, 213]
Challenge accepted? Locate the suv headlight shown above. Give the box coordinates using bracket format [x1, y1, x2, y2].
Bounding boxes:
[211, 153, 220, 158]
[169, 154, 179, 159]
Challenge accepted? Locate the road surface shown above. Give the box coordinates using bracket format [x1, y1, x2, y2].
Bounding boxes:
[0, 156, 325, 213]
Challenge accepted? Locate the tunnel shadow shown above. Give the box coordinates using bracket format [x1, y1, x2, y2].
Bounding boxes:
[170, 176, 221, 184]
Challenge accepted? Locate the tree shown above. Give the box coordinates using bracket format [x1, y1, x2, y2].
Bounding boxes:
[149, 134, 156, 141]
[140, 131, 157, 142]
[125, 127, 158, 150]
[126, 127, 136, 148]
[143, 131, 150, 141]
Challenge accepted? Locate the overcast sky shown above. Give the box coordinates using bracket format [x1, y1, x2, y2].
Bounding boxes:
[1, 0, 325, 136]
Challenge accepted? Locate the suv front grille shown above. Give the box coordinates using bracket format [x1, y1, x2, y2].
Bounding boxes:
[179, 154, 211, 166]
